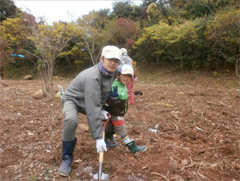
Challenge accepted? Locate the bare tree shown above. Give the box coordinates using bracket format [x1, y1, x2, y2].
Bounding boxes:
[24, 13, 76, 93]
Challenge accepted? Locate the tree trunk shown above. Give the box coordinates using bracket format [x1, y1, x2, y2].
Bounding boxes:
[48, 61, 54, 93]
[178, 44, 183, 73]
[0, 59, 4, 80]
[236, 54, 239, 76]
[180, 50, 183, 73]
[45, 60, 54, 93]
[181, 57, 183, 73]
[39, 59, 54, 93]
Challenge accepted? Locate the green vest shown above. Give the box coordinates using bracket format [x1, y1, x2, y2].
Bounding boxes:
[111, 80, 128, 100]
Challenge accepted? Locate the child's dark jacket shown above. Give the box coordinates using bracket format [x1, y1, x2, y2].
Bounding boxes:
[106, 79, 128, 117]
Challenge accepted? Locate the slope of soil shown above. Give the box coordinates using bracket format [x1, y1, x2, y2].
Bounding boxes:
[0, 72, 239, 181]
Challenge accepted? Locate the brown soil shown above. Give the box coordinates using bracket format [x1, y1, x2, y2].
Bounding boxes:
[0, 72, 240, 181]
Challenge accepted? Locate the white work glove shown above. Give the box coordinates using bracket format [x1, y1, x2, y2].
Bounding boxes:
[100, 110, 110, 120]
[96, 138, 107, 153]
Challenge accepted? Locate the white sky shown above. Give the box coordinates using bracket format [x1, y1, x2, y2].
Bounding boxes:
[14, 0, 142, 24]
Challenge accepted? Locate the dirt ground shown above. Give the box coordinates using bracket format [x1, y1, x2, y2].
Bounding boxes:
[0, 71, 240, 181]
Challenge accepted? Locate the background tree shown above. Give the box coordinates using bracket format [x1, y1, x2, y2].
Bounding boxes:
[56, 41, 90, 75]
[141, 0, 159, 7]
[135, 21, 173, 64]
[0, 36, 12, 79]
[108, 17, 140, 52]
[0, 17, 32, 77]
[205, 9, 240, 75]
[0, 17, 30, 54]
[135, 19, 199, 71]
[111, 0, 135, 19]
[171, 0, 239, 20]
[168, 20, 198, 72]
[0, 0, 17, 22]
[25, 16, 76, 92]
[143, 0, 179, 26]
[146, 2, 161, 22]
[76, 10, 117, 65]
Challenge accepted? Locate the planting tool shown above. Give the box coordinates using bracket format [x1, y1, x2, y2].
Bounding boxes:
[93, 116, 111, 180]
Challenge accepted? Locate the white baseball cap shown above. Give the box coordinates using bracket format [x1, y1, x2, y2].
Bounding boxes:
[120, 64, 134, 77]
[101, 45, 122, 61]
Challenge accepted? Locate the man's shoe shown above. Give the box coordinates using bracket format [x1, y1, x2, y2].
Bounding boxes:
[58, 138, 77, 176]
[105, 138, 119, 147]
[105, 132, 118, 147]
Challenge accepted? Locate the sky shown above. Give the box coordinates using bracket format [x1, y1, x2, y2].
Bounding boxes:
[14, 0, 142, 24]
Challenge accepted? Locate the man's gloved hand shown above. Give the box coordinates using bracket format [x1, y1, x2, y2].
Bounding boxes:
[101, 110, 110, 120]
[96, 138, 107, 153]
[110, 86, 118, 99]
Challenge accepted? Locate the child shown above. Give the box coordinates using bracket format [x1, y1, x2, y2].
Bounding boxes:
[126, 61, 138, 105]
[103, 64, 147, 153]
[120, 48, 137, 105]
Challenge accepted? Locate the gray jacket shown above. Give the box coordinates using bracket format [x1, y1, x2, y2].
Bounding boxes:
[64, 64, 116, 139]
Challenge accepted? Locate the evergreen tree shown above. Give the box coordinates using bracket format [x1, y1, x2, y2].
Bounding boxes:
[0, 0, 17, 22]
